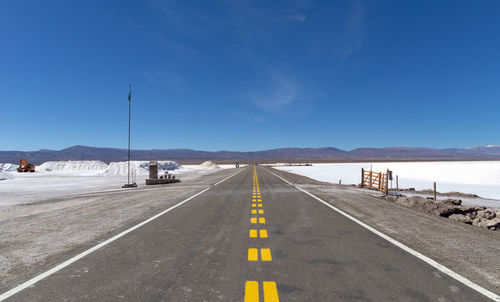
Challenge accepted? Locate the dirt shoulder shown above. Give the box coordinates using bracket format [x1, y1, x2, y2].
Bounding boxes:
[0, 168, 238, 291]
[267, 167, 500, 295]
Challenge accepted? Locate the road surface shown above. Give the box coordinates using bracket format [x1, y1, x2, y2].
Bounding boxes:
[1, 165, 494, 301]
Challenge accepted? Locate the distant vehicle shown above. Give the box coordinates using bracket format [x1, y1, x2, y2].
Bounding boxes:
[17, 158, 35, 172]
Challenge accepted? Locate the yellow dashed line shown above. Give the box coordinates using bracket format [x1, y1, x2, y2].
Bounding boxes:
[247, 248, 272, 261]
[247, 167, 279, 301]
[261, 249, 272, 261]
[248, 248, 258, 261]
[244, 281, 259, 302]
[263, 282, 280, 301]
[250, 229, 268, 238]
[245, 281, 280, 302]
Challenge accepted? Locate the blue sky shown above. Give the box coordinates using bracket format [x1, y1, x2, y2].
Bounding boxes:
[1, 0, 500, 151]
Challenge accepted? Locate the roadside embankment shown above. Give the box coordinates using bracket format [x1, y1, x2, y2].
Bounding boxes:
[385, 195, 500, 230]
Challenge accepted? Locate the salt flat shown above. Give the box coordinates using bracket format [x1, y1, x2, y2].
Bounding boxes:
[273, 161, 500, 208]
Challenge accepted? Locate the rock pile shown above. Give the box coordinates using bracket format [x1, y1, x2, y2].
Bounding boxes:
[386, 195, 500, 231]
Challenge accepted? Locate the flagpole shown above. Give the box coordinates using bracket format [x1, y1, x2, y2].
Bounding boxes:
[128, 84, 131, 185]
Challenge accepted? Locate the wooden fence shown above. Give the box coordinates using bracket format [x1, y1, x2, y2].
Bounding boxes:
[361, 168, 390, 194]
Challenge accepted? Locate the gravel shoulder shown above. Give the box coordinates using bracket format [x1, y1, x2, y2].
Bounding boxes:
[267, 167, 500, 295]
[0, 168, 238, 291]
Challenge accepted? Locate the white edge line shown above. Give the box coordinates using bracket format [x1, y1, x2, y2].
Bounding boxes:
[214, 169, 244, 186]
[263, 167, 500, 302]
[0, 168, 244, 301]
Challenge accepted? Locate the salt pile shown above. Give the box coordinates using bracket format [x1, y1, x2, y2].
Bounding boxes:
[38, 161, 108, 173]
[0, 171, 13, 180]
[197, 161, 220, 170]
[1, 163, 19, 180]
[0, 163, 18, 172]
[102, 161, 180, 176]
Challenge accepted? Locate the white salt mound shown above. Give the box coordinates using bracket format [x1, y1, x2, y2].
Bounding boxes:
[38, 161, 109, 172]
[198, 161, 220, 170]
[0, 171, 13, 180]
[102, 161, 180, 176]
[0, 163, 18, 172]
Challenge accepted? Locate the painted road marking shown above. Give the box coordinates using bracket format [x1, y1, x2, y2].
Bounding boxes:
[259, 217, 266, 224]
[252, 210, 257, 214]
[252, 204, 257, 208]
[245, 282, 280, 302]
[245, 281, 259, 302]
[258, 204, 262, 208]
[258, 209, 264, 214]
[251, 217, 257, 224]
[252, 199, 256, 202]
[248, 248, 259, 261]
[263, 282, 280, 302]
[261, 249, 272, 261]
[257, 199, 262, 202]
[250, 229, 268, 238]
[0, 169, 247, 302]
[264, 167, 500, 302]
[247, 249, 272, 261]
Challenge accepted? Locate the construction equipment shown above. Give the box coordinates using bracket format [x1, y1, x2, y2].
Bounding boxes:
[17, 158, 36, 172]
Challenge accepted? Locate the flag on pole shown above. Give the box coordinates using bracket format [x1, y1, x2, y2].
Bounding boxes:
[128, 85, 131, 103]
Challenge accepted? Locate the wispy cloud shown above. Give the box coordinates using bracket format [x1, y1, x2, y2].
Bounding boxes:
[252, 73, 298, 111]
[339, 0, 367, 59]
[144, 68, 185, 91]
[225, 0, 311, 24]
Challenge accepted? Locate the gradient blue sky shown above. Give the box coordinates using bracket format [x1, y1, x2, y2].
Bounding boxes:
[2, 0, 500, 151]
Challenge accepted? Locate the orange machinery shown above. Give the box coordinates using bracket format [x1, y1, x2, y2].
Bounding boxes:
[17, 158, 36, 172]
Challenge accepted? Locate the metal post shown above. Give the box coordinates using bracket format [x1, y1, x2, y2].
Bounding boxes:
[396, 175, 399, 191]
[434, 182, 437, 201]
[128, 84, 131, 185]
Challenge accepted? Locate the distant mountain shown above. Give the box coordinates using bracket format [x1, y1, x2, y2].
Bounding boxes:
[1, 145, 500, 164]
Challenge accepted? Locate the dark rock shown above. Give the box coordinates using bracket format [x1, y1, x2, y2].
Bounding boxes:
[433, 203, 462, 217]
[449, 214, 472, 224]
[478, 209, 496, 220]
[442, 199, 462, 206]
[486, 218, 500, 230]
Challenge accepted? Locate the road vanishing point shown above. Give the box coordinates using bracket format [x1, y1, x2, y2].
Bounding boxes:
[1, 165, 497, 301]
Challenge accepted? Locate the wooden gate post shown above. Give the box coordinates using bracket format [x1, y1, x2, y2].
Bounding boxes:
[396, 175, 399, 191]
[385, 169, 390, 195]
[361, 168, 364, 188]
[369, 170, 373, 188]
[434, 182, 437, 201]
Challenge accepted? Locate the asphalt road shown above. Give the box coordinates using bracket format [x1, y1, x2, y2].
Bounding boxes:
[3, 165, 493, 301]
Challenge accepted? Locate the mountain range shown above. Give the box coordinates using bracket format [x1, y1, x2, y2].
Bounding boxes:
[2, 145, 500, 164]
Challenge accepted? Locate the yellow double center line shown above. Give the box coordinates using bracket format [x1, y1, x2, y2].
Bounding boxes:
[245, 165, 280, 301]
